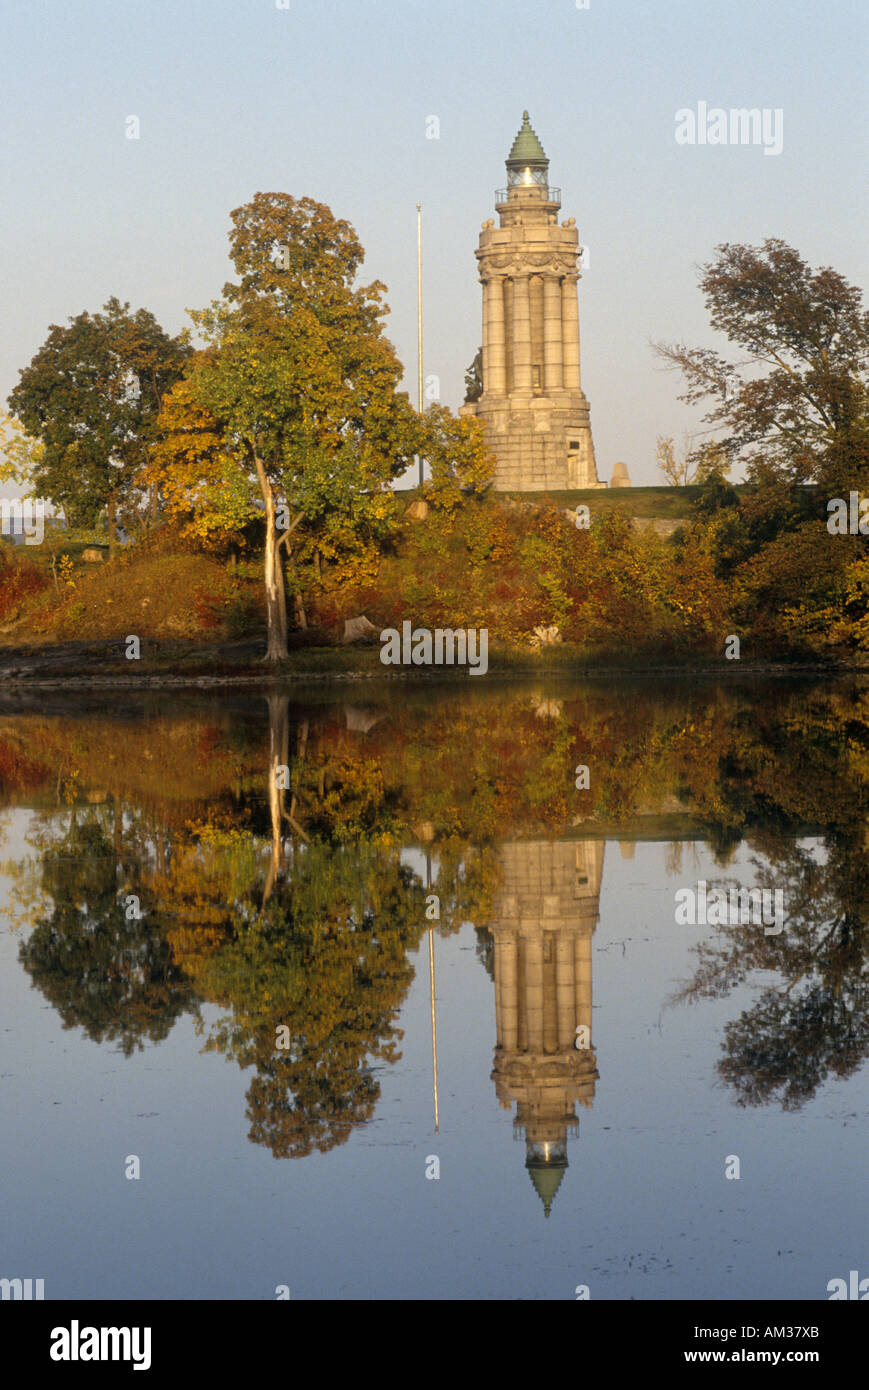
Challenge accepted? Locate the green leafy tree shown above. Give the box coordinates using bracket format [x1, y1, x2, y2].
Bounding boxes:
[421, 402, 496, 512]
[0, 412, 44, 489]
[145, 369, 259, 549]
[187, 193, 421, 660]
[654, 239, 869, 489]
[8, 298, 189, 550]
[657, 242, 869, 654]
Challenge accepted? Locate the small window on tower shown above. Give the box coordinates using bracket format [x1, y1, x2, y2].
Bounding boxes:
[532, 365, 542, 391]
[569, 441, 580, 450]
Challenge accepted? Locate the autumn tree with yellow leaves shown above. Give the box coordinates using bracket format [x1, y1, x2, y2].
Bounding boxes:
[177, 193, 423, 659]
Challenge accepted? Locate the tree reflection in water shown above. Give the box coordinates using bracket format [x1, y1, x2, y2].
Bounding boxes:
[1, 677, 866, 1166]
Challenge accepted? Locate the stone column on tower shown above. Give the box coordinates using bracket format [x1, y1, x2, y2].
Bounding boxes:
[511, 274, 533, 393]
[522, 930, 545, 1052]
[498, 931, 519, 1050]
[542, 937, 559, 1054]
[543, 274, 564, 393]
[561, 273, 581, 390]
[529, 274, 544, 391]
[555, 933, 575, 1050]
[485, 275, 507, 395]
[575, 929, 592, 1025]
[480, 274, 490, 378]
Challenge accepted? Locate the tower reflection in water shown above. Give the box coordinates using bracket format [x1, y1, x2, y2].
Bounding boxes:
[490, 840, 603, 1217]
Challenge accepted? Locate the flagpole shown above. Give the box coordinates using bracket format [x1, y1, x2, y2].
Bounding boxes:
[417, 202, 424, 489]
[427, 850, 439, 1132]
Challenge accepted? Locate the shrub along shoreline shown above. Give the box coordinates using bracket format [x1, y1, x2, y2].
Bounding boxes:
[1, 479, 866, 679]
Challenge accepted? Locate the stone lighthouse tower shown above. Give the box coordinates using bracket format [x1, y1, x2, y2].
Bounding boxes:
[461, 112, 601, 492]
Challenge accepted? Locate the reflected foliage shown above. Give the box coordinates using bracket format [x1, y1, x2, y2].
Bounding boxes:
[18, 811, 196, 1054]
[672, 689, 869, 1108]
[2, 676, 868, 1142]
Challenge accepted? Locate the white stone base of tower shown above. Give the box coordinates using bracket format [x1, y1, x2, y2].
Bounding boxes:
[462, 392, 601, 492]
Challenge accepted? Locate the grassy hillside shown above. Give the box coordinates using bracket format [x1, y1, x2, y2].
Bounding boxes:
[501, 484, 708, 518]
[0, 484, 848, 673]
[0, 536, 264, 644]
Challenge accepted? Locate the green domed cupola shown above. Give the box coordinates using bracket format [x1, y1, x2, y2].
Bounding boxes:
[506, 110, 550, 187]
[526, 1139, 568, 1218]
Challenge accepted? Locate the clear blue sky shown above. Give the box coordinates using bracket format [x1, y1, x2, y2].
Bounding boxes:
[1, 0, 867, 485]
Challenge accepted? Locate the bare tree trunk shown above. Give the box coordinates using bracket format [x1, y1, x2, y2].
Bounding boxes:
[262, 693, 290, 908]
[293, 588, 308, 631]
[287, 717, 310, 843]
[107, 491, 118, 557]
[273, 541, 289, 645]
[253, 448, 289, 662]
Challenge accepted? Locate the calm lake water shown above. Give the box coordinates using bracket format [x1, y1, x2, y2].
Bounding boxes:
[1, 676, 867, 1300]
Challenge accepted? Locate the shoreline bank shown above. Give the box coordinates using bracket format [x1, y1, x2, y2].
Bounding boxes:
[0, 638, 857, 689]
